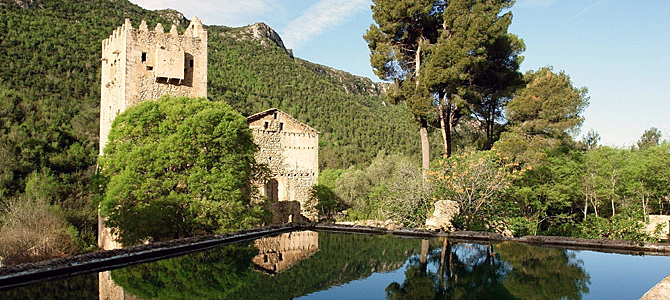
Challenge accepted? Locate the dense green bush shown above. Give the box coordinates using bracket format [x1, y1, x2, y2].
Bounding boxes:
[99, 96, 270, 245]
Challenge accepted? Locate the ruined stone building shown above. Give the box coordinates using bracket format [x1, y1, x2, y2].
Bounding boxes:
[99, 17, 207, 155]
[248, 109, 319, 221]
[98, 17, 320, 300]
[98, 17, 319, 237]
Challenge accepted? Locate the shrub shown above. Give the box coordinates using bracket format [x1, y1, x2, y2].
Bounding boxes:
[0, 197, 78, 265]
[309, 184, 347, 220]
[429, 150, 516, 230]
[99, 96, 270, 245]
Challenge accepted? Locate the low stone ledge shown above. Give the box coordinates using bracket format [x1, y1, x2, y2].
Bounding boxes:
[640, 273, 670, 300]
[518, 235, 670, 254]
[442, 230, 510, 243]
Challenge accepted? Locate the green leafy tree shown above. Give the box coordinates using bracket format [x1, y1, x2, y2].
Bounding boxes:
[581, 146, 626, 219]
[99, 96, 269, 245]
[637, 127, 662, 150]
[470, 32, 525, 150]
[423, 0, 521, 156]
[496, 67, 589, 165]
[309, 184, 346, 220]
[504, 148, 583, 235]
[580, 129, 601, 151]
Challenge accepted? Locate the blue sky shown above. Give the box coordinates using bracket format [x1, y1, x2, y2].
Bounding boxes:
[130, 0, 669, 147]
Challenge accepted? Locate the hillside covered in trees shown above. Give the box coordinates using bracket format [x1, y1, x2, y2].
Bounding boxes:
[0, 0, 433, 257]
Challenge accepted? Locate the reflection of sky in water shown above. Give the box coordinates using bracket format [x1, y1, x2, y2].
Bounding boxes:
[298, 243, 670, 300]
[574, 250, 670, 300]
[296, 260, 410, 300]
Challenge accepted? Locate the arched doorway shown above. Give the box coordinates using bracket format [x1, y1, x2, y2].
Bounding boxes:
[265, 179, 279, 202]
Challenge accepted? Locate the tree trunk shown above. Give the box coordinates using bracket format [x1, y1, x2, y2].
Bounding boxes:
[439, 99, 453, 158]
[439, 98, 449, 157]
[583, 194, 588, 221]
[486, 98, 495, 149]
[415, 41, 422, 81]
[420, 117, 430, 179]
[420, 239, 430, 264]
[611, 173, 616, 216]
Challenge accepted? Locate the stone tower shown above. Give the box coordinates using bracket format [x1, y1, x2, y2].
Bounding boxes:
[99, 17, 207, 155]
[98, 18, 207, 300]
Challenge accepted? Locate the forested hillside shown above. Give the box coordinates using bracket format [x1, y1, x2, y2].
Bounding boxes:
[205, 24, 422, 169]
[0, 0, 424, 251]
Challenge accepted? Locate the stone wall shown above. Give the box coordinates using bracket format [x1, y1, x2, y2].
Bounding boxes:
[248, 109, 319, 220]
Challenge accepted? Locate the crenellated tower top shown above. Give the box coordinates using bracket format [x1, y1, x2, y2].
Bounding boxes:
[102, 17, 207, 51]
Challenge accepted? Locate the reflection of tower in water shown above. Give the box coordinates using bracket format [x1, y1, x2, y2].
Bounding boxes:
[98, 231, 319, 299]
[253, 231, 319, 275]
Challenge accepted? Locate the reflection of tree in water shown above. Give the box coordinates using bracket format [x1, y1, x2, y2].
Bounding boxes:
[496, 242, 590, 300]
[0, 273, 97, 300]
[386, 239, 590, 300]
[110, 233, 420, 300]
[111, 243, 258, 300]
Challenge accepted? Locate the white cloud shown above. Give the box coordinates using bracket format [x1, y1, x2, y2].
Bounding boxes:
[130, 0, 280, 27]
[280, 0, 369, 50]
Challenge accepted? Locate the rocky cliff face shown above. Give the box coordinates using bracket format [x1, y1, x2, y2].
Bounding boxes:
[228, 22, 291, 56]
[222, 22, 387, 97]
[155, 9, 189, 27]
[298, 60, 388, 96]
[4, 0, 35, 8]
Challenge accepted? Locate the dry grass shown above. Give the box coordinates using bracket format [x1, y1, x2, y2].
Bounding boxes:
[0, 198, 78, 266]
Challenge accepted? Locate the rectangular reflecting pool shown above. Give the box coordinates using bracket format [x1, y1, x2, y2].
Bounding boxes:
[1, 231, 669, 299]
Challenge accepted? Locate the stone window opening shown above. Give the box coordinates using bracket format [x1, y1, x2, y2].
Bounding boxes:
[189, 59, 194, 68]
[264, 121, 268, 129]
[279, 123, 284, 131]
[273, 112, 278, 120]
[141, 52, 147, 63]
[146, 66, 153, 71]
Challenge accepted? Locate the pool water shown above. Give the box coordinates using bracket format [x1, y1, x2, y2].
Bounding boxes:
[1, 231, 669, 300]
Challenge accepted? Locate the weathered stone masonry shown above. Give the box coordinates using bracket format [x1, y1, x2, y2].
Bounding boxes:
[248, 109, 319, 221]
